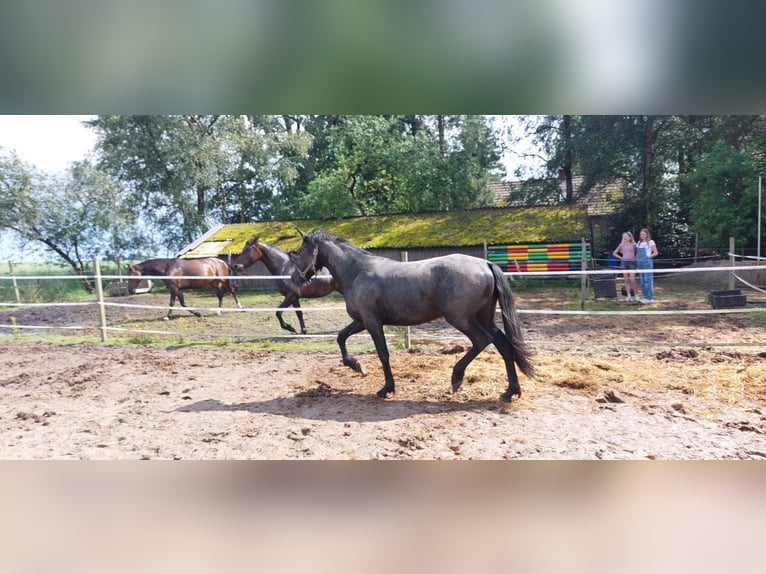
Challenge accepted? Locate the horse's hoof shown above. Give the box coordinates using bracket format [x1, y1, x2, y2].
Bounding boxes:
[301, 329, 308, 335]
[163, 316, 170, 321]
[500, 392, 513, 402]
[451, 379, 463, 393]
[345, 359, 365, 375]
[376, 388, 392, 399]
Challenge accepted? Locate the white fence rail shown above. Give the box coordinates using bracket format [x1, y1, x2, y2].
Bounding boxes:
[2, 260, 765, 345]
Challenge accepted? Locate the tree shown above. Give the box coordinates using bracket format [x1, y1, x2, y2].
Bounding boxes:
[687, 140, 758, 249]
[293, 115, 502, 218]
[88, 115, 224, 249]
[88, 115, 313, 250]
[512, 115, 695, 257]
[0, 151, 150, 291]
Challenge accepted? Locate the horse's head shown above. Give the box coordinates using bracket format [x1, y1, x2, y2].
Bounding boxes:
[290, 229, 320, 285]
[126, 264, 142, 294]
[232, 236, 264, 274]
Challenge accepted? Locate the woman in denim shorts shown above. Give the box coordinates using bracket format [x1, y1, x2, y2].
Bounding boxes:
[612, 231, 638, 301]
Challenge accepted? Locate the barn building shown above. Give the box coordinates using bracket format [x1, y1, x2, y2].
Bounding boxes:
[177, 204, 593, 287]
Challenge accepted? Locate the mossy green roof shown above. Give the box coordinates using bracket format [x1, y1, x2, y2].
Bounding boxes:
[185, 205, 589, 256]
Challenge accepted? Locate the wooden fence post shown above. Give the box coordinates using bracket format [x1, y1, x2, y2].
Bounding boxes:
[400, 250, 410, 350]
[580, 237, 587, 309]
[94, 258, 108, 342]
[8, 261, 21, 304]
[729, 237, 735, 290]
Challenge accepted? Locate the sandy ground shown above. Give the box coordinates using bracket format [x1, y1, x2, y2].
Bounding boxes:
[1, 311, 764, 459]
[2, 263, 765, 459]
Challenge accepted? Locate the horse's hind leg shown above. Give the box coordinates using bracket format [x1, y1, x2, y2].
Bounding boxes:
[227, 282, 242, 309]
[165, 292, 176, 320]
[448, 318, 492, 393]
[214, 286, 225, 315]
[491, 329, 522, 402]
[177, 291, 201, 317]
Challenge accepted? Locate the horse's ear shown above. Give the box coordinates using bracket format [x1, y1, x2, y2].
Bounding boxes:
[296, 228, 307, 239]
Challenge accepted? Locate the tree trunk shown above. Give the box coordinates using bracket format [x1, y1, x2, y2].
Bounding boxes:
[642, 115, 656, 229]
[561, 115, 574, 202]
[437, 115, 445, 157]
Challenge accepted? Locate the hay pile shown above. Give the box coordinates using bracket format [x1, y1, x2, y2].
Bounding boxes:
[301, 344, 766, 416]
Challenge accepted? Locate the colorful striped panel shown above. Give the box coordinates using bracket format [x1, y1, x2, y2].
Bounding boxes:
[489, 242, 590, 273]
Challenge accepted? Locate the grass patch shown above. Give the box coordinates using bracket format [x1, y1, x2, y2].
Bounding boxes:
[749, 311, 766, 328]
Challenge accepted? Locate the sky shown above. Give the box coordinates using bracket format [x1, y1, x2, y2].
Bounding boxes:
[0, 115, 535, 176]
[0, 115, 97, 173]
[0, 115, 536, 262]
[0, 116, 98, 261]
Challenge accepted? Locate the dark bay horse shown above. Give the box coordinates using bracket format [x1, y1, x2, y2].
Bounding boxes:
[127, 257, 242, 320]
[232, 236, 338, 334]
[290, 229, 535, 402]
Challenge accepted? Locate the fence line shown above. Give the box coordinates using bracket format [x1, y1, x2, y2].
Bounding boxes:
[3, 263, 766, 282]
[3, 299, 766, 317]
[1, 262, 765, 344]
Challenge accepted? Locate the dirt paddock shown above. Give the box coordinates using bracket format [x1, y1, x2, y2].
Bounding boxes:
[1, 293, 765, 459]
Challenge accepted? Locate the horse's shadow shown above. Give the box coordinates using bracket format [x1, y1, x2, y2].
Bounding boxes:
[175, 386, 509, 423]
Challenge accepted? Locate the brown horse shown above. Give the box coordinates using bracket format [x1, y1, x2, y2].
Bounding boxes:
[232, 236, 338, 334]
[127, 257, 242, 320]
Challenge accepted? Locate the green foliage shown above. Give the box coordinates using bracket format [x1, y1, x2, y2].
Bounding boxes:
[519, 115, 766, 257]
[292, 115, 503, 219]
[687, 140, 758, 248]
[0, 152, 149, 289]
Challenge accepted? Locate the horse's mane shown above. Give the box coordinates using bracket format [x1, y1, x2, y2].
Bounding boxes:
[308, 229, 372, 256]
[135, 258, 174, 273]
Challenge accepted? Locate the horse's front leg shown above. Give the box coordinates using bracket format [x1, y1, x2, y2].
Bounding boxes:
[337, 319, 367, 375]
[293, 300, 308, 335]
[276, 297, 297, 333]
[365, 322, 396, 399]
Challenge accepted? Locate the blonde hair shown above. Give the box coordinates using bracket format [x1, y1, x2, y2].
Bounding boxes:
[639, 228, 651, 241]
[623, 231, 634, 243]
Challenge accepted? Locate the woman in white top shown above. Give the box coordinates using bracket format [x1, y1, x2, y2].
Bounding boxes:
[636, 227, 658, 303]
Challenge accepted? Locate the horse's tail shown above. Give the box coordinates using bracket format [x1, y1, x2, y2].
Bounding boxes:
[490, 263, 535, 378]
